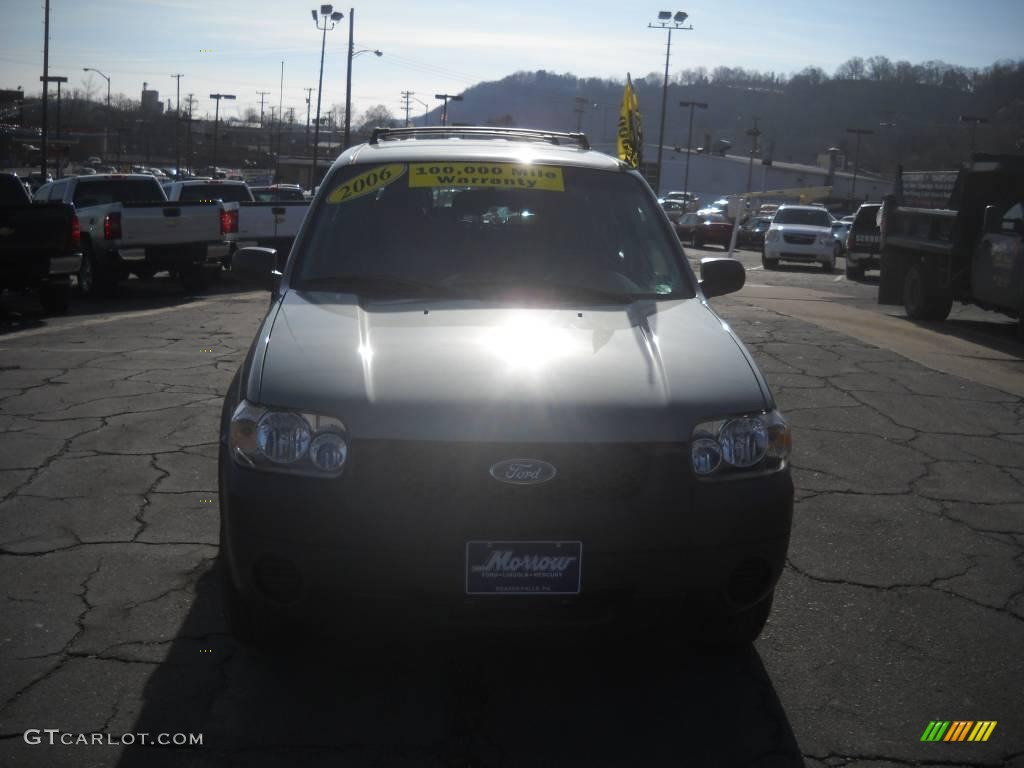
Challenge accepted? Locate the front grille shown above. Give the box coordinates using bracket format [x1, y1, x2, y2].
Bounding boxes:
[338, 440, 690, 550]
[783, 233, 816, 245]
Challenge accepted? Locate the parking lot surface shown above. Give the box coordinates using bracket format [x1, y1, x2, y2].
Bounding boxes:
[1, 265, 1022, 767]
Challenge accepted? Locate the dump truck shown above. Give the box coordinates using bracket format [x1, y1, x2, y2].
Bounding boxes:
[878, 154, 1024, 333]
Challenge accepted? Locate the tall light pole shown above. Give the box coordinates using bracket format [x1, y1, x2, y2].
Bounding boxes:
[745, 116, 761, 194]
[680, 99, 706, 198]
[312, 5, 343, 188]
[83, 67, 111, 159]
[171, 74, 183, 176]
[846, 127, 874, 203]
[209, 93, 236, 171]
[879, 113, 896, 177]
[435, 93, 463, 126]
[959, 115, 989, 159]
[345, 46, 383, 146]
[648, 10, 693, 195]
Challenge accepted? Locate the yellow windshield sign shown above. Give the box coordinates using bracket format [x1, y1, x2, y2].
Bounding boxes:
[327, 163, 407, 204]
[409, 163, 564, 192]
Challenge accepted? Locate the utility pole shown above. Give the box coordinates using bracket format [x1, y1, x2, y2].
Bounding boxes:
[745, 116, 761, 194]
[257, 90, 270, 164]
[879, 110, 896, 177]
[401, 91, 414, 127]
[304, 87, 314, 151]
[171, 74, 184, 176]
[845, 127, 874, 202]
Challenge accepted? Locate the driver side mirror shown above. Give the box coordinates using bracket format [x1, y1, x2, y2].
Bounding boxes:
[699, 257, 745, 299]
[233, 246, 281, 292]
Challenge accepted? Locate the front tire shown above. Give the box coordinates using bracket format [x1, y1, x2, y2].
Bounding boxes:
[693, 591, 774, 650]
[761, 250, 778, 270]
[845, 259, 864, 280]
[903, 262, 952, 321]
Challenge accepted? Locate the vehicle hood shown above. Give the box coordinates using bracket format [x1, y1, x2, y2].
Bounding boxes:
[255, 291, 769, 442]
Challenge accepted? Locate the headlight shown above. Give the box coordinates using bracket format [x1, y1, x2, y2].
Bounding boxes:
[690, 410, 790, 479]
[818, 233, 833, 244]
[230, 400, 348, 477]
[766, 230, 779, 242]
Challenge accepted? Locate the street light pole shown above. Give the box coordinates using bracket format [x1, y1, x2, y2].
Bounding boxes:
[344, 43, 383, 148]
[311, 5, 344, 188]
[171, 74, 183, 176]
[412, 96, 429, 126]
[845, 127, 874, 202]
[680, 99, 707, 198]
[209, 93, 236, 171]
[648, 10, 693, 195]
[304, 87, 313, 151]
[745, 116, 761, 194]
[83, 68, 111, 159]
[435, 93, 463, 126]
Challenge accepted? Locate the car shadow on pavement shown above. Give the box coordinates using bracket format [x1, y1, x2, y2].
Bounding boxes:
[0, 273, 259, 336]
[118, 569, 804, 768]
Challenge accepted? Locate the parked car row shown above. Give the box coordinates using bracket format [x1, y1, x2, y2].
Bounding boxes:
[0, 172, 312, 313]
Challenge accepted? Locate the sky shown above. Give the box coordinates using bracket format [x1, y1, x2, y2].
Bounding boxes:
[2, 0, 1022, 125]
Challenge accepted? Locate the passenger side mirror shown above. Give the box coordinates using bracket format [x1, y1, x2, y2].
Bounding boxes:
[699, 257, 745, 299]
[233, 246, 281, 291]
[982, 205, 1000, 234]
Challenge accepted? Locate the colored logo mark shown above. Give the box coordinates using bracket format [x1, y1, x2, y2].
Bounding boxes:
[921, 721, 997, 742]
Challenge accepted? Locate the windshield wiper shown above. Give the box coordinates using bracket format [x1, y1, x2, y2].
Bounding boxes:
[297, 274, 458, 297]
[447, 278, 638, 304]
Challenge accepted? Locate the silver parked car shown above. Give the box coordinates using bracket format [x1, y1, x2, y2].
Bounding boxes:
[219, 126, 794, 649]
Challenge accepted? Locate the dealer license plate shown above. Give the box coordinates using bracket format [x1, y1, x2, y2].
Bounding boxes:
[465, 541, 582, 596]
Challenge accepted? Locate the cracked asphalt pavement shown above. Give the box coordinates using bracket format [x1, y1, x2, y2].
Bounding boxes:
[0, 267, 1022, 768]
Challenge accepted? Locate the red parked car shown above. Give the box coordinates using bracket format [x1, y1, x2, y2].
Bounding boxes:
[676, 212, 734, 249]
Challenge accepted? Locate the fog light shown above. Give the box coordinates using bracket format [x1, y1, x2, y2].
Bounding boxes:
[309, 431, 348, 473]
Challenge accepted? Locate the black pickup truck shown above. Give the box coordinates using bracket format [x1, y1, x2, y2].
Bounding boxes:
[0, 173, 82, 314]
[879, 154, 1024, 334]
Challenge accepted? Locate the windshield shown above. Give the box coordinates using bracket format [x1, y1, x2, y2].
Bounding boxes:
[178, 184, 253, 203]
[295, 163, 694, 300]
[773, 208, 832, 227]
[72, 178, 165, 206]
[252, 188, 305, 202]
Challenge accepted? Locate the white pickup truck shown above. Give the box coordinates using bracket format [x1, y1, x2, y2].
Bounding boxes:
[165, 180, 309, 268]
[35, 174, 228, 294]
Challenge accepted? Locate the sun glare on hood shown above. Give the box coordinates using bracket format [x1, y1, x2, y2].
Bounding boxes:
[479, 312, 578, 372]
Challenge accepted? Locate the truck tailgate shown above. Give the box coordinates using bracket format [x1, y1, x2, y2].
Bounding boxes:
[237, 201, 310, 241]
[119, 202, 221, 246]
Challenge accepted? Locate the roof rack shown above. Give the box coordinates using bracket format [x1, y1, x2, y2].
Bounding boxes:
[368, 126, 590, 150]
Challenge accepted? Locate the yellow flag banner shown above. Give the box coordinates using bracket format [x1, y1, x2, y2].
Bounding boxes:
[617, 73, 643, 169]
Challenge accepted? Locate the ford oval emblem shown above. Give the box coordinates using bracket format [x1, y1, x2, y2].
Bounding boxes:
[489, 458, 557, 486]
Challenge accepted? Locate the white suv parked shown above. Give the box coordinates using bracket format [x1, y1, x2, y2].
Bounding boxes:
[762, 205, 839, 271]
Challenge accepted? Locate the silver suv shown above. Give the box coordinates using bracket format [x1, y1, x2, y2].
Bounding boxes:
[763, 204, 840, 271]
[219, 126, 794, 649]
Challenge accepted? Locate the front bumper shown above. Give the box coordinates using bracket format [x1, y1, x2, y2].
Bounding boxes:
[220, 440, 794, 627]
[764, 239, 832, 263]
[846, 250, 880, 269]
